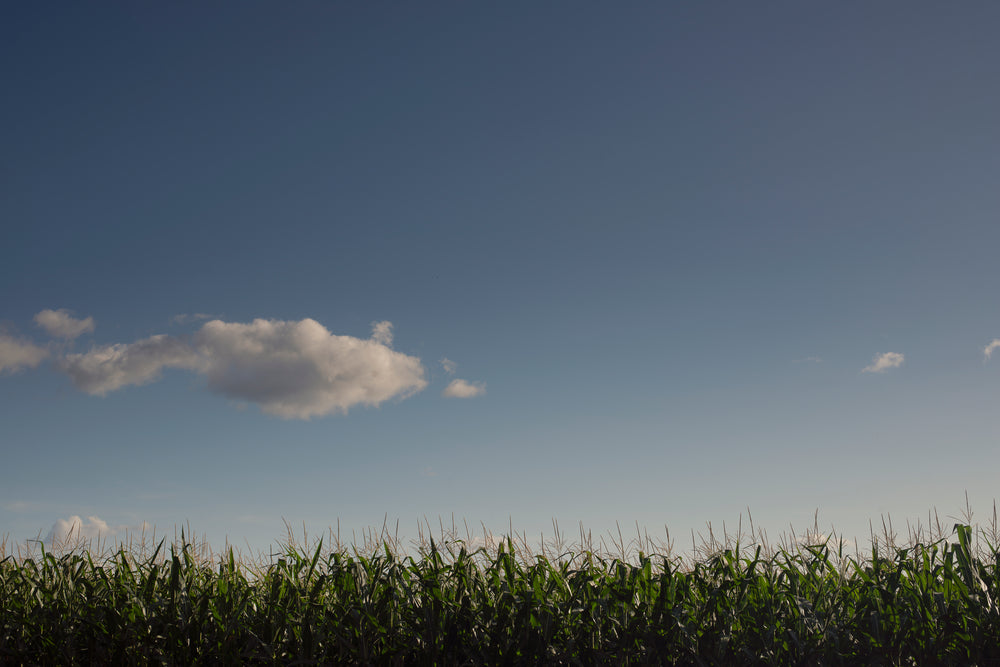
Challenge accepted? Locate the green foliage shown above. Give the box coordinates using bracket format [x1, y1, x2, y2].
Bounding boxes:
[3, 526, 1000, 665]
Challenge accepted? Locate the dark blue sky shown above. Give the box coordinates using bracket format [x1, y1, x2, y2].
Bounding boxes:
[3, 2, 999, 552]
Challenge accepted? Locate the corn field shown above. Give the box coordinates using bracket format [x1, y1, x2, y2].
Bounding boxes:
[3, 517, 1000, 665]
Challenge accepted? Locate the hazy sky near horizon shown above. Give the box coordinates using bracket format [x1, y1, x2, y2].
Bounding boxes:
[3, 2, 999, 553]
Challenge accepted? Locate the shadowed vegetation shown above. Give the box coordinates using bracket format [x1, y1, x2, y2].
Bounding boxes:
[3, 512, 1000, 665]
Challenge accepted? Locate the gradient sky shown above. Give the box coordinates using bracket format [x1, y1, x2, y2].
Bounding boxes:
[3, 2, 999, 555]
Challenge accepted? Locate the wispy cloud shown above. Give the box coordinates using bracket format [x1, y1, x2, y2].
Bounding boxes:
[59, 335, 203, 395]
[862, 351, 904, 374]
[169, 313, 216, 326]
[57, 318, 427, 419]
[984, 339, 1000, 362]
[370, 320, 393, 346]
[442, 378, 486, 398]
[3, 500, 39, 512]
[793, 356, 823, 364]
[0, 333, 49, 374]
[441, 358, 457, 375]
[34, 309, 94, 339]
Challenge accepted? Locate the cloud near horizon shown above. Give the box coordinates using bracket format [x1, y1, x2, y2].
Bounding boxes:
[43, 515, 153, 548]
[34, 309, 95, 339]
[984, 339, 1000, 362]
[58, 318, 427, 418]
[443, 378, 486, 398]
[45, 515, 117, 546]
[0, 333, 49, 374]
[862, 351, 904, 374]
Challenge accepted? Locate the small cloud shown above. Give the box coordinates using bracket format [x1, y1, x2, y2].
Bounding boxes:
[370, 321, 393, 347]
[0, 333, 49, 374]
[862, 351, 904, 374]
[443, 378, 486, 398]
[984, 339, 1000, 362]
[34, 309, 94, 339]
[43, 515, 152, 548]
[45, 515, 117, 547]
[441, 358, 457, 375]
[793, 356, 823, 364]
[420, 466, 438, 477]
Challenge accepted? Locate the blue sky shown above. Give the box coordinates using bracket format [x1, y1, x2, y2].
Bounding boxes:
[2, 2, 999, 554]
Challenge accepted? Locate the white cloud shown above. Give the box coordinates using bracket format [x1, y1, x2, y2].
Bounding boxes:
[862, 351, 904, 374]
[442, 378, 486, 398]
[34, 309, 95, 339]
[45, 515, 117, 547]
[43, 515, 153, 548]
[793, 356, 823, 364]
[0, 333, 49, 374]
[441, 358, 457, 375]
[59, 334, 203, 395]
[984, 339, 1000, 362]
[194, 318, 425, 418]
[55, 318, 427, 419]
